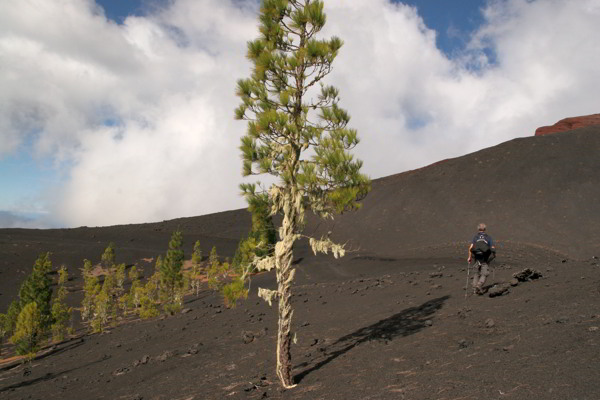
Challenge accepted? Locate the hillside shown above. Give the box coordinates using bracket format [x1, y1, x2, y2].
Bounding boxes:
[1, 126, 599, 399]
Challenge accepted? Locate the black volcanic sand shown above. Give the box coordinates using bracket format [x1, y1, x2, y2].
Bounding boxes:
[1, 127, 600, 399]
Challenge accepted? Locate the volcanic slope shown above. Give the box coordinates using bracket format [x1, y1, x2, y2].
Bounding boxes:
[321, 124, 600, 259]
[0, 126, 599, 400]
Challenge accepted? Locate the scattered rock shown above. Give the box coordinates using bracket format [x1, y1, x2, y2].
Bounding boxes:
[488, 284, 510, 297]
[181, 308, 192, 314]
[457, 307, 471, 319]
[458, 339, 473, 349]
[484, 318, 495, 328]
[513, 268, 543, 282]
[131, 395, 143, 400]
[310, 338, 319, 346]
[242, 330, 255, 344]
[503, 345, 514, 352]
[589, 326, 599, 332]
[556, 316, 570, 324]
[424, 320, 433, 327]
[429, 272, 443, 278]
[300, 321, 310, 327]
[113, 367, 130, 376]
[156, 350, 175, 362]
[509, 278, 519, 287]
[187, 343, 202, 354]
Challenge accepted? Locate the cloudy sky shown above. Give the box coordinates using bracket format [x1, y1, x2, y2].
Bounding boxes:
[1, 0, 599, 228]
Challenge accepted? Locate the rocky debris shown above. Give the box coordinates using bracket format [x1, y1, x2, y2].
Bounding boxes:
[155, 350, 176, 362]
[458, 339, 473, 349]
[513, 268, 543, 282]
[556, 316, 570, 324]
[132, 355, 150, 367]
[509, 278, 519, 286]
[180, 308, 192, 314]
[130, 395, 143, 400]
[589, 326, 599, 332]
[488, 284, 511, 297]
[186, 343, 202, 355]
[458, 307, 472, 319]
[535, 113, 600, 136]
[244, 375, 271, 393]
[113, 366, 130, 376]
[424, 320, 433, 327]
[242, 330, 255, 344]
[429, 271, 443, 278]
[484, 318, 495, 328]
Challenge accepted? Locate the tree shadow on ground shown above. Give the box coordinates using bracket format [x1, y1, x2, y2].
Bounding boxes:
[294, 295, 450, 384]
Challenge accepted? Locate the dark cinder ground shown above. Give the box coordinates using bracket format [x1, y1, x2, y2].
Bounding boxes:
[1, 126, 599, 400]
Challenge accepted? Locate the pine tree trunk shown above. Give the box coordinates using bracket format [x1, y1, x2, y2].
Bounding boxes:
[274, 192, 298, 389]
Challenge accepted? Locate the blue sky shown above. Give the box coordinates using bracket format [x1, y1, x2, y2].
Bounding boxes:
[1, 0, 599, 228]
[95, 0, 488, 55]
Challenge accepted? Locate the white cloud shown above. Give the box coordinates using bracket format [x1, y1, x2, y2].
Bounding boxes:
[1, 0, 599, 227]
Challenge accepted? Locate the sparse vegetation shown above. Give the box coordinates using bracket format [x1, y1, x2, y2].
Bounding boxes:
[0, 313, 7, 356]
[51, 266, 72, 341]
[206, 246, 228, 291]
[82, 259, 100, 324]
[11, 302, 44, 357]
[190, 240, 203, 297]
[234, 0, 369, 387]
[160, 231, 185, 314]
[19, 252, 54, 331]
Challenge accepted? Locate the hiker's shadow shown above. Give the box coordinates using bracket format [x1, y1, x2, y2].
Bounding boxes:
[294, 295, 450, 384]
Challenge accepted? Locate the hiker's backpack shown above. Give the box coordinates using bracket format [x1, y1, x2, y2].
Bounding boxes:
[472, 234, 490, 255]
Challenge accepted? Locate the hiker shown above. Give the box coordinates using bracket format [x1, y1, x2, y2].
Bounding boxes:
[468, 223, 496, 295]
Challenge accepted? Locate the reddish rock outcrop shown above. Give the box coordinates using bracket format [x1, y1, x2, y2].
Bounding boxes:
[535, 113, 600, 136]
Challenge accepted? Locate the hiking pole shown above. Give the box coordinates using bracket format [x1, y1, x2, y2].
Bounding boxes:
[465, 260, 471, 299]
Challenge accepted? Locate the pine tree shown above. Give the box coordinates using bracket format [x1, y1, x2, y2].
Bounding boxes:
[235, 0, 369, 387]
[11, 302, 44, 357]
[101, 242, 116, 269]
[226, 192, 277, 306]
[3, 300, 21, 346]
[190, 240, 203, 297]
[128, 266, 142, 310]
[0, 313, 6, 357]
[91, 266, 117, 331]
[137, 283, 159, 319]
[206, 246, 229, 290]
[81, 259, 100, 324]
[19, 252, 54, 330]
[160, 231, 184, 313]
[51, 266, 72, 341]
[152, 255, 163, 292]
[115, 263, 126, 296]
[91, 291, 110, 332]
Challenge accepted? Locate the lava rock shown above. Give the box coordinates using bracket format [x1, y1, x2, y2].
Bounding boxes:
[242, 330, 255, 344]
[513, 268, 543, 282]
[156, 350, 175, 362]
[488, 284, 510, 297]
